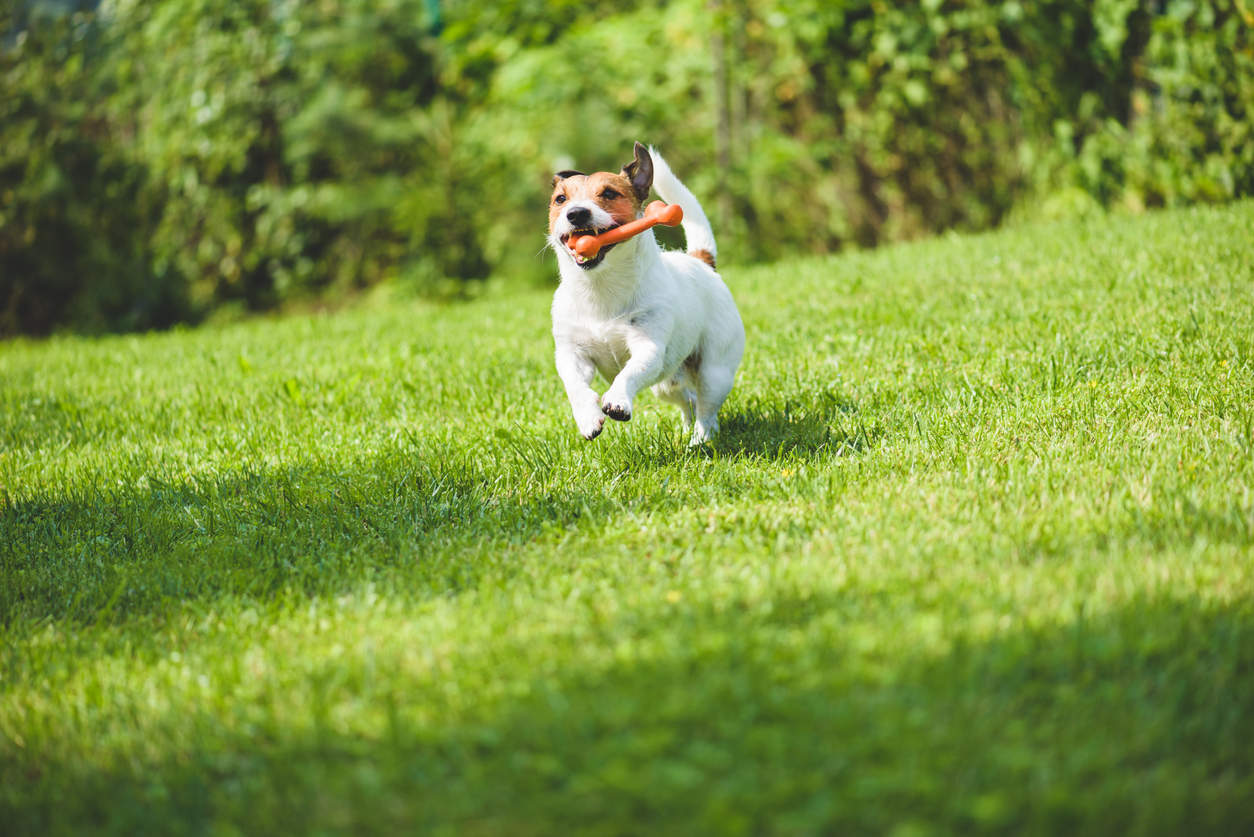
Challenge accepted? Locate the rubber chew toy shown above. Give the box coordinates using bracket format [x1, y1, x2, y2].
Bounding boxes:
[569, 200, 683, 260]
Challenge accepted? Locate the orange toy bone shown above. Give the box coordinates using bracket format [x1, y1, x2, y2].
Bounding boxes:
[568, 200, 683, 260]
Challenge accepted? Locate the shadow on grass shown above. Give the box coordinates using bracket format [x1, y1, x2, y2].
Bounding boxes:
[713, 392, 883, 461]
[6, 407, 1253, 633]
[0, 442, 607, 629]
[4, 592, 1252, 836]
[1, 385, 891, 629]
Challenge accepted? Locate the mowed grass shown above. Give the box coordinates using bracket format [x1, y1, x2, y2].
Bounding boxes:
[3, 203, 1254, 836]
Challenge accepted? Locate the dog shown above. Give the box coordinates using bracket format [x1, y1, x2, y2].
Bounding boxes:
[548, 143, 744, 445]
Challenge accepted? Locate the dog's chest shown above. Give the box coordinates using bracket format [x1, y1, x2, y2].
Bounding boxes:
[552, 279, 669, 382]
[575, 320, 634, 380]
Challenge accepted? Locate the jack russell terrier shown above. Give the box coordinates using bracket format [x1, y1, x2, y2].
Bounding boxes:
[548, 143, 745, 445]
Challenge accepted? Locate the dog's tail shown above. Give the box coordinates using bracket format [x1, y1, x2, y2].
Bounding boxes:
[649, 147, 718, 270]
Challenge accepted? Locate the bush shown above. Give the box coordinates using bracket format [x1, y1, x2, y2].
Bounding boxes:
[112, 0, 485, 310]
[0, 0, 1250, 335]
[0, 4, 182, 336]
[1129, 0, 1253, 205]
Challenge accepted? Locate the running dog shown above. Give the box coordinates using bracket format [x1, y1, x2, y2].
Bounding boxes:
[548, 143, 744, 444]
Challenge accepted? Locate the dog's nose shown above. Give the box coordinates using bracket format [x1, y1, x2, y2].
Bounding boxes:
[566, 207, 592, 227]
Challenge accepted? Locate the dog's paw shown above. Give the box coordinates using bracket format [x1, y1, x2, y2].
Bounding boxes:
[578, 412, 606, 440]
[601, 395, 632, 422]
[689, 420, 719, 446]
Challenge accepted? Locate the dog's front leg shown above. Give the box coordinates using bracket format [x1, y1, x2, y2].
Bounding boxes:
[601, 336, 665, 422]
[555, 343, 606, 440]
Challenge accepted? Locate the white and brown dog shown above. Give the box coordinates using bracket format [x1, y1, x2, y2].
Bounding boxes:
[548, 143, 744, 444]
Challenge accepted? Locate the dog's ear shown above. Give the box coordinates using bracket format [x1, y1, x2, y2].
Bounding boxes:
[621, 142, 653, 202]
[551, 170, 585, 188]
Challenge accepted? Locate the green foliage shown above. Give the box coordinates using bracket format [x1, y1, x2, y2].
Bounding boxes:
[1131, 0, 1253, 204]
[0, 4, 181, 335]
[475, 0, 1163, 257]
[1, 0, 1251, 334]
[3, 203, 1254, 833]
[1046, 0, 1253, 210]
[111, 0, 480, 309]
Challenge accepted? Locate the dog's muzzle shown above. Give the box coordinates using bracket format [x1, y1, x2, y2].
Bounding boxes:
[560, 223, 622, 270]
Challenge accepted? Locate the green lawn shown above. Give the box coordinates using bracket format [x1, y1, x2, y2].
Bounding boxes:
[3, 203, 1253, 836]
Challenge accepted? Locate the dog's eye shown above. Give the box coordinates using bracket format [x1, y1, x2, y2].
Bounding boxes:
[554, 195, 566, 205]
[600, 189, 620, 200]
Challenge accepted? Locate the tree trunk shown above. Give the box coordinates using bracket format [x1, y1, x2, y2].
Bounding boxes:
[709, 1, 734, 236]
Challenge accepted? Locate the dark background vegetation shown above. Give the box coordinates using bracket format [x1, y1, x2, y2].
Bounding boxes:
[1, 0, 1251, 336]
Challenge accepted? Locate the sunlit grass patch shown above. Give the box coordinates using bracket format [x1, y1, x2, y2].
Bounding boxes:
[3, 203, 1254, 835]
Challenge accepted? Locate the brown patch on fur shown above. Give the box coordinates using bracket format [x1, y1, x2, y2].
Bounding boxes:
[549, 171, 642, 236]
[690, 249, 717, 270]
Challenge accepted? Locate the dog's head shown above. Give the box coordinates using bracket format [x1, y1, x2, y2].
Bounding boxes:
[549, 142, 653, 271]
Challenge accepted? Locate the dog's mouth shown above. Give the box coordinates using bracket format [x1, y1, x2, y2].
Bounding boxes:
[560, 224, 621, 270]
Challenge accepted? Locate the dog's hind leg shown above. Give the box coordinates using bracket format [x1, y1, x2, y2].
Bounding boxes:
[652, 378, 697, 431]
[691, 363, 736, 445]
[677, 391, 697, 430]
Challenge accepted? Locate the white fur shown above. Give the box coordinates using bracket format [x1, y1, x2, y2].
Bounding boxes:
[649, 146, 717, 257]
[549, 149, 745, 444]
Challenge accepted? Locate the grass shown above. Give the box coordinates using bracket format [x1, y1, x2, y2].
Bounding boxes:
[2, 202, 1253, 836]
